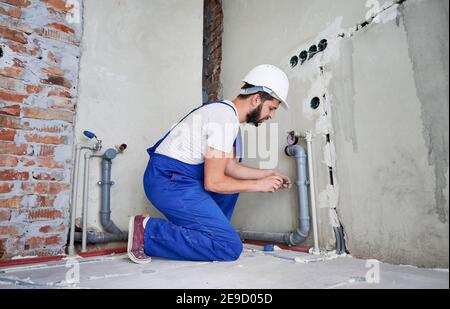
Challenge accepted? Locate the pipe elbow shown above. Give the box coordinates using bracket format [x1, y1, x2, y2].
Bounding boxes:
[101, 217, 123, 236]
[285, 145, 306, 158]
[288, 230, 308, 246]
[288, 221, 310, 246]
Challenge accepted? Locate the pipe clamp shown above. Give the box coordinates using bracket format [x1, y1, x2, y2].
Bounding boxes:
[97, 181, 115, 186]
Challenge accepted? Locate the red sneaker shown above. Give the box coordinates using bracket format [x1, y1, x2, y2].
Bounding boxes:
[127, 215, 152, 264]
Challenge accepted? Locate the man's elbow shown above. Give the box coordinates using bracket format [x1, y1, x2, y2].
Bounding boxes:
[204, 177, 222, 193]
[204, 180, 217, 193]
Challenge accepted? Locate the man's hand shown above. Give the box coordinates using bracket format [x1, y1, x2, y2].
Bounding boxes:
[256, 175, 284, 193]
[269, 171, 292, 189]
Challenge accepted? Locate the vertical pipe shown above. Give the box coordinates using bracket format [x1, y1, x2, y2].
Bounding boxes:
[68, 145, 82, 256]
[289, 147, 310, 245]
[99, 151, 125, 237]
[100, 159, 112, 227]
[81, 151, 93, 253]
[306, 132, 320, 255]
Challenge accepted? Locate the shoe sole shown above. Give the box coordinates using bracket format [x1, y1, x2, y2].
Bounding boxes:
[127, 216, 151, 264]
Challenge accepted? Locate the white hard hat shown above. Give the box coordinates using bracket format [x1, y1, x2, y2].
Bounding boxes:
[241, 64, 290, 110]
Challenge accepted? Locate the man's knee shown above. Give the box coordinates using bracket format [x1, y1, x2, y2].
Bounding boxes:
[223, 234, 243, 261]
[229, 238, 243, 260]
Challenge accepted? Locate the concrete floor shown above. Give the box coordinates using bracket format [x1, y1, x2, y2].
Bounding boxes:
[0, 245, 448, 289]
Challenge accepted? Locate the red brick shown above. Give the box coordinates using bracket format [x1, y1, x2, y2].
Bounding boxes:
[0, 66, 23, 79]
[37, 157, 64, 168]
[25, 85, 42, 94]
[20, 181, 33, 194]
[41, 76, 72, 89]
[0, 182, 14, 193]
[0, 236, 20, 259]
[42, 0, 68, 11]
[0, 75, 22, 91]
[0, 129, 16, 141]
[19, 157, 35, 166]
[44, 235, 60, 246]
[1, 0, 31, 8]
[8, 42, 27, 54]
[0, 115, 21, 129]
[36, 195, 56, 207]
[47, 51, 58, 63]
[0, 155, 19, 167]
[35, 27, 79, 46]
[49, 182, 69, 194]
[0, 25, 27, 44]
[0, 141, 31, 155]
[34, 182, 69, 194]
[30, 47, 41, 57]
[49, 99, 74, 111]
[21, 120, 69, 133]
[0, 209, 11, 221]
[0, 105, 20, 116]
[29, 208, 63, 220]
[48, 90, 71, 98]
[33, 182, 48, 194]
[47, 22, 75, 34]
[12, 58, 24, 68]
[0, 196, 22, 208]
[23, 107, 74, 123]
[0, 225, 19, 236]
[7, 42, 26, 53]
[39, 145, 55, 156]
[0, 169, 29, 181]
[24, 236, 43, 250]
[39, 223, 64, 234]
[0, 6, 21, 18]
[25, 133, 65, 145]
[42, 66, 65, 77]
[39, 225, 51, 233]
[0, 90, 28, 103]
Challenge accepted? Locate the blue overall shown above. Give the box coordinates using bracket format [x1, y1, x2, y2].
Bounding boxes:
[143, 102, 243, 261]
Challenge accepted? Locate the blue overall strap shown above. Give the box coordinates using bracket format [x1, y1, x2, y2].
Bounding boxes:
[147, 101, 239, 156]
[147, 105, 204, 155]
[205, 102, 242, 163]
[233, 129, 243, 163]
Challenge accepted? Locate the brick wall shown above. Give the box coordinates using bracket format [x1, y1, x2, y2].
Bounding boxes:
[203, 0, 223, 102]
[0, 0, 82, 260]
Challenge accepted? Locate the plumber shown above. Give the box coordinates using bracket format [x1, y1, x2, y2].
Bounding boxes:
[128, 64, 292, 264]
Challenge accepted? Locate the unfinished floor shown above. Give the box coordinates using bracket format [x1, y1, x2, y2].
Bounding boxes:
[0, 245, 447, 289]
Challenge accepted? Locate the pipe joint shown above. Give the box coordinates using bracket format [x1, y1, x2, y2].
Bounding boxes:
[98, 181, 115, 186]
[285, 144, 307, 158]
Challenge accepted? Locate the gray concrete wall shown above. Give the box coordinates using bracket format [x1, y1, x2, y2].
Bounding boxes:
[75, 0, 204, 232]
[222, 0, 448, 267]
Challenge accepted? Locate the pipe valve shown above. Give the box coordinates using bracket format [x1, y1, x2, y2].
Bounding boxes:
[83, 130, 97, 140]
[116, 144, 127, 153]
[287, 131, 300, 146]
[83, 130, 102, 151]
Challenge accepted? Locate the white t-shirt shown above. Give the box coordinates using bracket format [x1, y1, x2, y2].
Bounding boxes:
[155, 100, 240, 165]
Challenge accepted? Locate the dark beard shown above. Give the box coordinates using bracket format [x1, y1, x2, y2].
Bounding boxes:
[246, 103, 265, 127]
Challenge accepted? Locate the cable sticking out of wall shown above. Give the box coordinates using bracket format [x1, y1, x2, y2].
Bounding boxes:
[348, 0, 408, 37]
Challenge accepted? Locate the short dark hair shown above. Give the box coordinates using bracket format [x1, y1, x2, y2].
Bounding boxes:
[237, 83, 275, 102]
